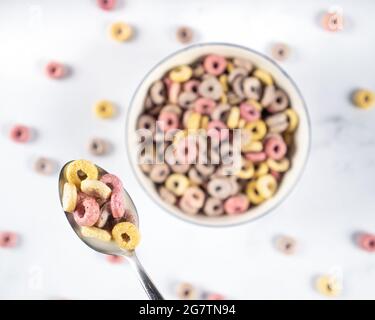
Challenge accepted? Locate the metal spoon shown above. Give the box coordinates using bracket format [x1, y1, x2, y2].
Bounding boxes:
[58, 161, 163, 300]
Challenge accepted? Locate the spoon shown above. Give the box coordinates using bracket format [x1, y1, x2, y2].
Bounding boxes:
[58, 161, 163, 300]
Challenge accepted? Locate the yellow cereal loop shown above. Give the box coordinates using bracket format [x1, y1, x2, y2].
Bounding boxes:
[267, 158, 290, 172]
[110, 22, 133, 42]
[247, 99, 263, 111]
[165, 173, 190, 196]
[112, 222, 141, 251]
[353, 89, 375, 109]
[226, 62, 234, 72]
[285, 109, 299, 132]
[81, 226, 111, 242]
[94, 100, 115, 119]
[242, 140, 263, 153]
[315, 275, 342, 297]
[253, 69, 273, 85]
[220, 94, 228, 104]
[255, 162, 269, 177]
[200, 116, 209, 129]
[81, 179, 112, 200]
[219, 75, 228, 92]
[187, 112, 201, 130]
[169, 65, 193, 83]
[236, 160, 254, 179]
[283, 132, 294, 146]
[246, 181, 265, 205]
[227, 107, 240, 129]
[65, 159, 98, 188]
[238, 119, 246, 128]
[173, 130, 188, 145]
[62, 182, 77, 213]
[245, 120, 267, 141]
[256, 174, 277, 199]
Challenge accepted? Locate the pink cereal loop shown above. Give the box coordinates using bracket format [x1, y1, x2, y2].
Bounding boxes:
[73, 192, 100, 227]
[110, 189, 126, 218]
[100, 173, 123, 191]
[194, 97, 216, 115]
[207, 120, 229, 141]
[106, 255, 125, 264]
[45, 61, 65, 79]
[203, 55, 227, 76]
[322, 12, 344, 32]
[184, 80, 200, 93]
[158, 112, 179, 132]
[264, 137, 287, 160]
[175, 137, 198, 164]
[240, 102, 261, 122]
[358, 233, 375, 253]
[245, 152, 267, 163]
[97, 0, 116, 11]
[164, 77, 172, 90]
[224, 195, 250, 215]
[206, 293, 225, 300]
[0, 231, 18, 248]
[270, 170, 281, 181]
[10, 125, 31, 143]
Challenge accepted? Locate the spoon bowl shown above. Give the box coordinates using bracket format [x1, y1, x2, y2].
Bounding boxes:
[58, 160, 163, 299]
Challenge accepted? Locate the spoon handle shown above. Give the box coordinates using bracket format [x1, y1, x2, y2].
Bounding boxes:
[127, 253, 164, 300]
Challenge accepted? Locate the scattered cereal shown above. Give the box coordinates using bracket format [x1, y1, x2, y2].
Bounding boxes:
[176, 282, 198, 300]
[34, 157, 56, 175]
[110, 22, 133, 42]
[94, 100, 116, 119]
[9, 125, 32, 143]
[88, 138, 110, 156]
[176, 26, 193, 44]
[321, 7, 344, 32]
[352, 89, 375, 109]
[275, 235, 297, 255]
[357, 233, 375, 253]
[97, 0, 116, 11]
[106, 255, 125, 264]
[271, 43, 290, 62]
[0, 231, 18, 248]
[315, 275, 342, 297]
[45, 61, 66, 79]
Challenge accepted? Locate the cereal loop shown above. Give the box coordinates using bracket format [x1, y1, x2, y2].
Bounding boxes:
[169, 65, 193, 83]
[112, 222, 141, 251]
[81, 226, 111, 242]
[357, 233, 375, 252]
[110, 22, 133, 42]
[10, 125, 31, 143]
[353, 89, 375, 109]
[45, 62, 65, 79]
[97, 0, 116, 11]
[73, 193, 100, 227]
[65, 160, 98, 187]
[203, 55, 227, 76]
[62, 182, 78, 213]
[0, 231, 18, 248]
[94, 100, 115, 119]
[224, 194, 250, 215]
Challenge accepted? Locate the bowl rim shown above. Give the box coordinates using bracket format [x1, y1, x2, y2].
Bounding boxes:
[125, 42, 311, 228]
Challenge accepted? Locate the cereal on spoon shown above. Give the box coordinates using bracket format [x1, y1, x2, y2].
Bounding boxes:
[62, 159, 140, 251]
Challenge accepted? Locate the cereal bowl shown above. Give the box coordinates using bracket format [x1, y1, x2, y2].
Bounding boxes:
[126, 43, 310, 227]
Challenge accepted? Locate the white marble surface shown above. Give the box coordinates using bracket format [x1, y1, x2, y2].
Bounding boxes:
[0, 0, 374, 300]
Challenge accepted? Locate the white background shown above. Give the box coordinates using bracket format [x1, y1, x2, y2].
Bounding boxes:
[0, 0, 374, 300]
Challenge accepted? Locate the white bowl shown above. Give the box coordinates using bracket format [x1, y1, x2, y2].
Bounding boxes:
[126, 43, 311, 227]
